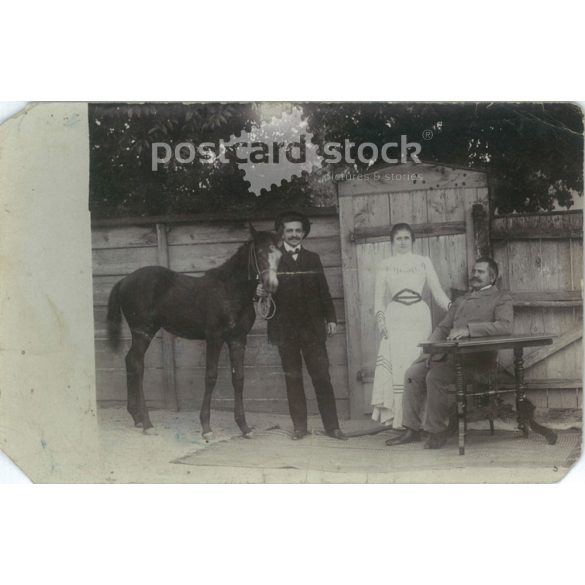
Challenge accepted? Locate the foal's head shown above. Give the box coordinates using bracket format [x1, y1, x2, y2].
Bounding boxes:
[249, 225, 281, 294]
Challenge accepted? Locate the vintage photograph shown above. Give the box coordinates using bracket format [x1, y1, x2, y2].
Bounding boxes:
[1, 102, 583, 482]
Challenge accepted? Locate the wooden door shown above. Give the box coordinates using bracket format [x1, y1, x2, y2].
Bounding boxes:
[337, 163, 489, 418]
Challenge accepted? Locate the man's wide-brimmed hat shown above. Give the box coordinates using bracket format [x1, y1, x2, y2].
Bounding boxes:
[274, 210, 311, 238]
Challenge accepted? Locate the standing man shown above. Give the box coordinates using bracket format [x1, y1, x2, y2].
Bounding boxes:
[386, 257, 513, 449]
[258, 211, 346, 440]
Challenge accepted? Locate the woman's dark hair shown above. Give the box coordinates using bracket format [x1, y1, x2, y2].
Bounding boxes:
[390, 223, 416, 243]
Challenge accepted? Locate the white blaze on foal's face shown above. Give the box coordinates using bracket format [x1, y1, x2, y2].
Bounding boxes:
[265, 242, 281, 293]
[281, 221, 305, 247]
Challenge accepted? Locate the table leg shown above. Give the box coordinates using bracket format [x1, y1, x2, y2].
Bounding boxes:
[513, 347, 529, 438]
[455, 353, 465, 455]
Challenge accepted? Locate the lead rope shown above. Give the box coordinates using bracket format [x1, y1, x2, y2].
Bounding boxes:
[249, 242, 277, 320]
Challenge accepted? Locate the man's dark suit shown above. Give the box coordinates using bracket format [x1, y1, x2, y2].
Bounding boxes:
[402, 285, 513, 434]
[268, 246, 340, 433]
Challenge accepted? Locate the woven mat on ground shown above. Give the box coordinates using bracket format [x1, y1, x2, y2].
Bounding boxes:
[173, 428, 581, 473]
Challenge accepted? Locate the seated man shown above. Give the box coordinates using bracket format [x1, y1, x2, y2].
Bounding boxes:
[386, 257, 513, 450]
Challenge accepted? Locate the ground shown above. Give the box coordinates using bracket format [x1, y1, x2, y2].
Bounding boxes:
[95, 405, 582, 484]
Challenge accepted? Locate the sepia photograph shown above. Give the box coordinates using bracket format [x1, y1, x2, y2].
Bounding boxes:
[1, 101, 583, 483]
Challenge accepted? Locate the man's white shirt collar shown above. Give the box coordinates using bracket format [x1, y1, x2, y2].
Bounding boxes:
[283, 242, 301, 253]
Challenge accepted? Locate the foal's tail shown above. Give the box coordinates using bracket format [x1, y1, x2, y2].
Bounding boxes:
[106, 280, 123, 351]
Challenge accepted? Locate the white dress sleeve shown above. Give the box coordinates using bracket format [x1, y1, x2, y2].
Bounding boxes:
[374, 259, 388, 321]
[424, 256, 451, 311]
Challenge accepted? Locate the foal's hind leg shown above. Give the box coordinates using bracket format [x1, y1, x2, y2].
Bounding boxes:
[200, 336, 224, 440]
[126, 330, 156, 431]
[228, 337, 253, 437]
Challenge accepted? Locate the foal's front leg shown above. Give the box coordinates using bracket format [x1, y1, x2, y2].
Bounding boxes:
[228, 337, 253, 437]
[200, 337, 223, 440]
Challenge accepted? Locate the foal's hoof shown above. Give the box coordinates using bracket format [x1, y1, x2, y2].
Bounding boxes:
[143, 427, 158, 436]
[242, 430, 254, 439]
[134, 421, 144, 428]
[202, 431, 214, 442]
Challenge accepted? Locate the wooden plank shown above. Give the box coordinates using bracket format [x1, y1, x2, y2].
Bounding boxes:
[492, 240, 510, 289]
[507, 240, 542, 291]
[174, 364, 349, 403]
[338, 194, 364, 418]
[93, 275, 124, 306]
[543, 308, 581, 382]
[95, 368, 165, 402]
[463, 188, 479, 286]
[539, 239, 562, 291]
[354, 193, 392, 412]
[173, 332, 348, 369]
[93, 266, 344, 307]
[94, 305, 347, 341]
[547, 389, 563, 408]
[351, 220, 465, 243]
[388, 190, 412, 225]
[500, 325, 582, 376]
[498, 307, 545, 380]
[337, 163, 487, 196]
[497, 377, 583, 390]
[167, 216, 340, 245]
[168, 237, 341, 273]
[494, 210, 582, 220]
[91, 206, 339, 228]
[409, 191, 433, 316]
[94, 338, 163, 370]
[92, 246, 159, 277]
[510, 290, 583, 304]
[427, 235, 458, 324]
[157, 223, 179, 412]
[92, 225, 158, 249]
[168, 241, 241, 273]
[491, 212, 583, 239]
[96, 365, 349, 415]
[559, 388, 579, 409]
[447, 187, 466, 222]
[570, 237, 584, 290]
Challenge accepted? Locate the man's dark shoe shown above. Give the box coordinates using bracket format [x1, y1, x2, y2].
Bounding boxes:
[385, 428, 421, 446]
[292, 429, 309, 441]
[424, 431, 448, 449]
[326, 428, 348, 440]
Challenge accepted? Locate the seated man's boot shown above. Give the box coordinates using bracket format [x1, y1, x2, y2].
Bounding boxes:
[385, 428, 421, 446]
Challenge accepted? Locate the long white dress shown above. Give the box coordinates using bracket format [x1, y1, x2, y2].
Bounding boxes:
[371, 253, 451, 427]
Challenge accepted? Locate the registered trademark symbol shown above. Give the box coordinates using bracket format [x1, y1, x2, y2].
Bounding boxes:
[422, 129, 434, 140]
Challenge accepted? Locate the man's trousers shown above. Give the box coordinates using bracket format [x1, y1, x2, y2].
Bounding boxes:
[402, 355, 492, 434]
[277, 338, 340, 433]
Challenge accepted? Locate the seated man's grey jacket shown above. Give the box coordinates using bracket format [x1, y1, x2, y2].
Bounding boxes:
[424, 285, 514, 364]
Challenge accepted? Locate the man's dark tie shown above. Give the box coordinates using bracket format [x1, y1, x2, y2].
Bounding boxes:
[287, 249, 299, 261]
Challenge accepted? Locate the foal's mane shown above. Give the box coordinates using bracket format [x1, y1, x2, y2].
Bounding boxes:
[205, 239, 251, 281]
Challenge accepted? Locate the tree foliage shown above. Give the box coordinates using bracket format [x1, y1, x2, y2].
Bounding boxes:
[89, 102, 583, 218]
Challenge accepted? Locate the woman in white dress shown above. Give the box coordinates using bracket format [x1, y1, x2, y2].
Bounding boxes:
[371, 223, 451, 428]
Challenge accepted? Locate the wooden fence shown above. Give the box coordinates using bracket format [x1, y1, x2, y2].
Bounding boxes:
[92, 205, 583, 416]
[92, 209, 349, 416]
[492, 210, 583, 409]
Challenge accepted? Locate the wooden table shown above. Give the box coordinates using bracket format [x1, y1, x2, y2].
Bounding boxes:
[418, 334, 558, 455]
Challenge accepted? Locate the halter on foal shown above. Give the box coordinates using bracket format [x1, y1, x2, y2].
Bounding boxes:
[106, 225, 282, 439]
